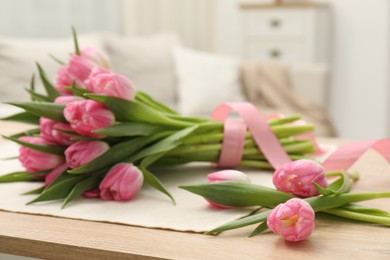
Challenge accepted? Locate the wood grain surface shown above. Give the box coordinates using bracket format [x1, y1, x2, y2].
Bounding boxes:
[0, 121, 389, 259]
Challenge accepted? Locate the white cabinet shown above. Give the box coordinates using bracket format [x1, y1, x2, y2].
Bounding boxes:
[240, 4, 331, 63]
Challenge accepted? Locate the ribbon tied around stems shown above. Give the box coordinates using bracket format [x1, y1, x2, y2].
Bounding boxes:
[211, 102, 291, 169]
[211, 102, 390, 172]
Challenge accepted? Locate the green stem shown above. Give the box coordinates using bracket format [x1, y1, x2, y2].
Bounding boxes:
[168, 140, 314, 157]
[183, 124, 314, 145]
[323, 208, 390, 226]
[268, 114, 302, 126]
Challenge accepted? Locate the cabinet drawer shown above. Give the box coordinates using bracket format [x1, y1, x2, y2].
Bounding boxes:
[244, 41, 304, 62]
[242, 9, 304, 37]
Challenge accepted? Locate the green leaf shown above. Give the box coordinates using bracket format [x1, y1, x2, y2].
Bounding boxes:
[2, 112, 40, 125]
[5, 102, 66, 123]
[64, 83, 90, 97]
[314, 171, 352, 196]
[93, 122, 168, 137]
[22, 186, 45, 195]
[24, 88, 52, 102]
[139, 153, 175, 204]
[29, 74, 36, 101]
[68, 134, 167, 174]
[49, 53, 66, 65]
[128, 126, 199, 163]
[135, 91, 178, 114]
[206, 210, 270, 235]
[27, 173, 87, 204]
[62, 175, 102, 208]
[9, 128, 40, 139]
[3, 135, 66, 155]
[36, 63, 61, 100]
[306, 192, 390, 212]
[249, 221, 268, 237]
[0, 171, 45, 183]
[72, 26, 80, 55]
[86, 94, 192, 128]
[180, 182, 294, 208]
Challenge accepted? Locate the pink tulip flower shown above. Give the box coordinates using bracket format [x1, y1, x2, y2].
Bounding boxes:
[80, 47, 110, 69]
[18, 136, 64, 172]
[67, 54, 96, 87]
[40, 117, 78, 146]
[45, 163, 68, 187]
[207, 170, 251, 209]
[85, 67, 136, 101]
[99, 163, 144, 201]
[63, 99, 115, 137]
[273, 159, 328, 198]
[65, 140, 110, 169]
[208, 170, 251, 183]
[54, 96, 83, 104]
[55, 66, 74, 95]
[267, 198, 315, 242]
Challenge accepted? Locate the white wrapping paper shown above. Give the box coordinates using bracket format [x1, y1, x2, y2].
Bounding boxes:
[0, 141, 335, 232]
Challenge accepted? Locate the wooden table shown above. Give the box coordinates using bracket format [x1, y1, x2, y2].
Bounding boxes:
[0, 121, 390, 259]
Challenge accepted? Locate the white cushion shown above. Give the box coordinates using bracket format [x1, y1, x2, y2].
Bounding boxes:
[0, 33, 104, 102]
[174, 46, 245, 115]
[104, 33, 180, 109]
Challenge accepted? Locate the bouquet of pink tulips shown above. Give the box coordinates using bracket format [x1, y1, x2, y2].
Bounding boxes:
[0, 30, 317, 207]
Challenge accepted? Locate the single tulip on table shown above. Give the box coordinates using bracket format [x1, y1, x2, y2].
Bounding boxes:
[267, 198, 315, 242]
[180, 160, 390, 240]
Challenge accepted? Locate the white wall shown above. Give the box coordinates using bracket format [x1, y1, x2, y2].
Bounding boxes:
[0, 0, 122, 37]
[214, 0, 390, 139]
[321, 0, 390, 139]
[120, 0, 215, 51]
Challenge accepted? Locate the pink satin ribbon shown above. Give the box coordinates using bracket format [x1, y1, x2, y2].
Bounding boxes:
[217, 120, 247, 168]
[211, 102, 291, 169]
[323, 139, 390, 171]
[211, 102, 390, 172]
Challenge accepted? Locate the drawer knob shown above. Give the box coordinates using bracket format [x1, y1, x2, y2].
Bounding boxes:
[270, 19, 282, 28]
[269, 49, 281, 58]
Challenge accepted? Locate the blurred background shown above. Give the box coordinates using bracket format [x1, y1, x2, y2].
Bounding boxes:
[0, 0, 389, 140]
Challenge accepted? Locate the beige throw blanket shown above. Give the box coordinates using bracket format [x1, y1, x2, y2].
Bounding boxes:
[241, 62, 337, 137]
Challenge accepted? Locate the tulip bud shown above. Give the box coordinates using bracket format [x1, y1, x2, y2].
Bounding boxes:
[45, 163, 68, 187]
[99, 163, 144, 201]
[54, 96, 83, 104]
[63, 99, 115, 137]
[18, 136, 64, 172]
[65, 140, 110, 169]
[208, 170, 251, 183]
[67, 54, 96, 88]
[80, 47, 110, 69]
[85, 67, 136, 101]
[273, 159, 328, 197]
[267, 198, 315, 242]
[40, 117, 78, 146]
[207, 170, 251, 208]
[55, 66, 74, 95]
